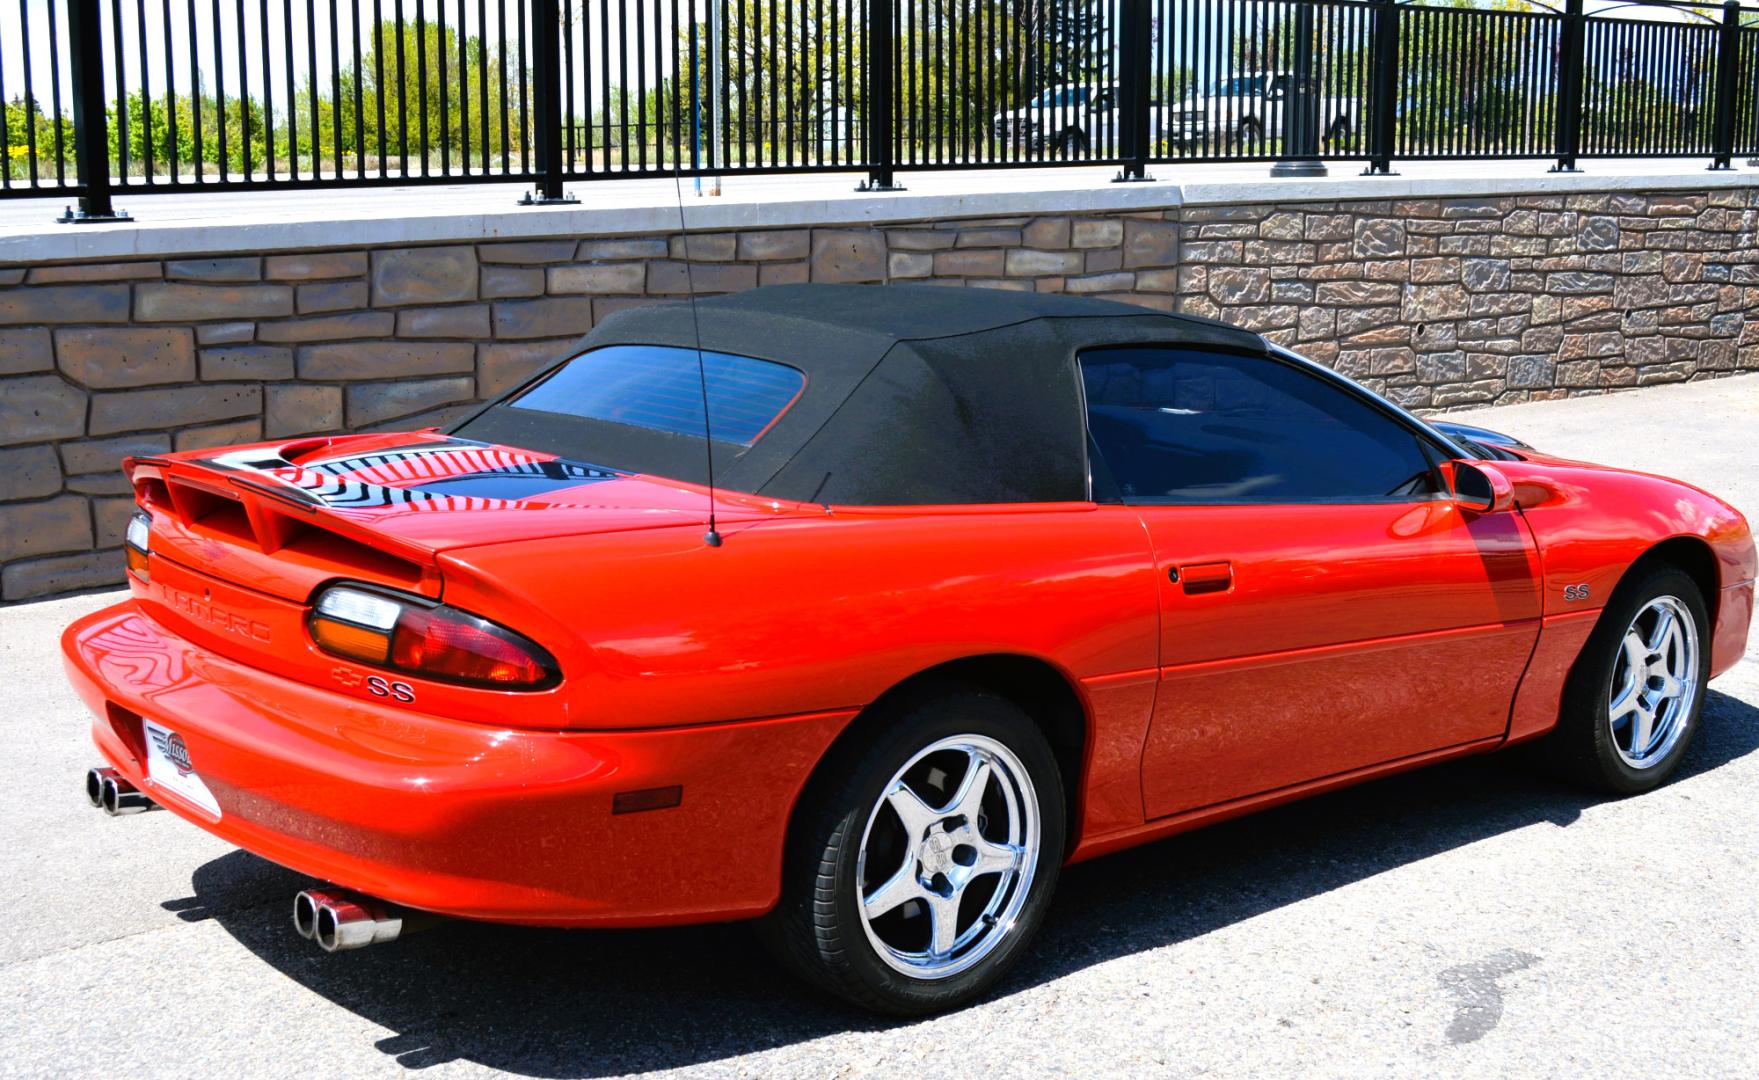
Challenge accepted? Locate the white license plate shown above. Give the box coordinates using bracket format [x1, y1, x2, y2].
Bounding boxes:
[144, 720, 222, 818]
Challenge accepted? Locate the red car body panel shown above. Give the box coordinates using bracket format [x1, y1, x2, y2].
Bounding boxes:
[63, 423, 1755, 926]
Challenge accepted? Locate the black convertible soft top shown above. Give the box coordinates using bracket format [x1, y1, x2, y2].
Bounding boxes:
[455, 284, 1268, 505]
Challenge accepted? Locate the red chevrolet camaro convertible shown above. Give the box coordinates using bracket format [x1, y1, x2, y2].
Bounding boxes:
[66, 285, 1753, 1012]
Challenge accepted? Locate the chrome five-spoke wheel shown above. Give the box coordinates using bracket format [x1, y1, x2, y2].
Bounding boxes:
[1608, 595, 1698, 769]
[856, 735, 1041, 980]
[763, 688, 1064, 1013]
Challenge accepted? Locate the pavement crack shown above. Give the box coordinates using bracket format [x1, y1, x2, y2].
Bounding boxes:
[1437, 948, 1539, 1045]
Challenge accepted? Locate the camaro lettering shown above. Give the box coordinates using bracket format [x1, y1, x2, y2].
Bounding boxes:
[1564, 584, 1591, 601]
[159, 583, 271, 642]
[366, 676, 417, 703]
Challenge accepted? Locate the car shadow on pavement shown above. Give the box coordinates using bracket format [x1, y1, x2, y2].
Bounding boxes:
[177, 687, 1759, 1076]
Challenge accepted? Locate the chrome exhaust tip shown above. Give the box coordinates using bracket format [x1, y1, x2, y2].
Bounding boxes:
[93, 770, 154, 816]
[297, 889, 405, 952]
[85, 767, 112, 807]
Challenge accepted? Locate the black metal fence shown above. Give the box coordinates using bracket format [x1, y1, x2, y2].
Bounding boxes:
[2, 0, 1757, 218]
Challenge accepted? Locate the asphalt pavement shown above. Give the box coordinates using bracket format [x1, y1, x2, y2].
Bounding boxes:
[3, 375, 1757, 1080]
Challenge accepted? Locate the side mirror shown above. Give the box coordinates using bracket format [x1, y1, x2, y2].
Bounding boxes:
[1453, 460, 1515, 515]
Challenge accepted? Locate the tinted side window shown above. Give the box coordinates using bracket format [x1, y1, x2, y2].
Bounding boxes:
[1081, 347, 1439, 504]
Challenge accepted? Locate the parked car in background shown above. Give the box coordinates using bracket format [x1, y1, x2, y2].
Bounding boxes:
[1167, 70, 1359, 149]
[992, 83, 1168, 155]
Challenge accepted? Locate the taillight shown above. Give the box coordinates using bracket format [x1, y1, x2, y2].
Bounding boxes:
[124, 511, 151, 580]
[308, 584, 559, 690]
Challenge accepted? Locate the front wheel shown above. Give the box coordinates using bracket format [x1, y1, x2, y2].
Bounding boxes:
[1538, 563, 1709, 795]
[760, 687, 1065, 1014]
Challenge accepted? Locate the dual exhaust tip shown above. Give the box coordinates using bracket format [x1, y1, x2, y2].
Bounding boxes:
[84, 767, 416, 954]
[293, 889, 408, 952]
[85, 767, 155, 816]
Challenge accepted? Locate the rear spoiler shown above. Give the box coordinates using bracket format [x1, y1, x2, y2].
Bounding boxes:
[125, 453, 445, 591]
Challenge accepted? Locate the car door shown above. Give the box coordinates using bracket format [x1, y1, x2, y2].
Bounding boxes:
[1079, 345, 1544, 820]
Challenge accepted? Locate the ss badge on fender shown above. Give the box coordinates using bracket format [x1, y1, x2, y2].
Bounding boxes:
[366, 675, 417, 703]
[1563, 584, 1591, 602]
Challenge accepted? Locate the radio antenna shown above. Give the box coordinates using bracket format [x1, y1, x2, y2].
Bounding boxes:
[673, 164, 722, 548]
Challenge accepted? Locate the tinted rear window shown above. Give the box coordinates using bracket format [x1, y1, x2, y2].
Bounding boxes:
[510, 345, 805, 447]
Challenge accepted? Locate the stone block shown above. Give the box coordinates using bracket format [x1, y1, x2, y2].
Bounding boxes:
[481, 240, 581, 264]
[479, 341, 569, 397]
[1207, 267, 1271, 304]
[200, 346, 295, 380]
[0, 285, 131, 325]
[298, 280, 371, 313]
[0, 444, 63, 501]
[174, 418, 263, 451]
[669, 234, 737, 261]
[811, 230, 888, 282]
[166, 257, 261, 282]
[957, 227, 1025, 248]
[889, 252, 933, 279]
[1, 375, 87, 445]
[1123, 219, 1180, 267]
[1353, 218, 1407, 258]
[258, 311, 396, 344]
[297, 341, 475, 380]
[2, 551, 122, 601]
[347, 377, 476, 427]
[0, 328, 54, 374]
[934, 249, 1007, 277]
[482, 266, 546, 299]
[1410, 258, 1462, 284]
[1403, 285, 1470, 322]
[1005, 249, 1085, 276]
[1, 493, 92, 561]
[55, 327, 197, 388]
[92, 495, 136, 545]
[647, 262, 757, 294]
[136, 283, 293, 321]
[1065, 272, 1136, 294]
[1507, 355, 1557, 388]
[737, 231, 812, 261]
[1071, 219, 1123, 248]
[264, 385, 344, 437]
[371, 246, 479, 306]
[397, 305, 493, 339]
[576, 238, 671, 261]
[1086, 249, 1124, 274]
[1259, 212, 1304, 240]
[492, 297, 596, 340]
[886, 230, 958, 252]
[1022, 219, 1071, 249]
[88, 384, 261, 436]
[197, 322, 256, 345]
[27, 261, 162, 284]
[265, 251, 369, 280]
[549, 262, 648, 294]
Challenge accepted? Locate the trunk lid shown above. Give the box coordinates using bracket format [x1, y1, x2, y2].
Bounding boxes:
[130, 431, 784, 604]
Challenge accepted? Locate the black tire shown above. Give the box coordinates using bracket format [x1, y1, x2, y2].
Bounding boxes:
[1325, 117, 1352, 145]
[1535, 562, 1710, 795]
[1056, 127, 1090, 156]
[1235, 118, 1263, 148]
[759, 685, 1065, 1015]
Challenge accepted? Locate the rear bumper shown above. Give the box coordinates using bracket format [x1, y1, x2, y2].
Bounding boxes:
[63, 602, 853, 926]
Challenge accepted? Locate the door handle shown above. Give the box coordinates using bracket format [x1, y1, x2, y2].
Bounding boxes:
[1173, 561, 1233, 595]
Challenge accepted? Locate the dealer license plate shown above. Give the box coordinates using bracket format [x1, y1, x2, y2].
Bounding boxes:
[144, 720, 222, 818]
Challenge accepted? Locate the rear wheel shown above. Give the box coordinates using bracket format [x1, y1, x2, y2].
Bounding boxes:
[1538, 564, 1709, 795]
[761, 687, 1064, 1014]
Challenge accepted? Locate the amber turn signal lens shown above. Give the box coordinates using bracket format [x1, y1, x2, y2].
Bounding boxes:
[309, 616, 392, 663]
[124, 544, 149, 578]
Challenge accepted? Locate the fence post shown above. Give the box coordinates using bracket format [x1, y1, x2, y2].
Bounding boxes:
[1708, 1, 1740, 170]
[1551, 0, 1585, 173]
[860, 0, 902, 190]
[1271, 1, 1327, 177]
[1361, 0, 1399, 176]
[57, 0, 130, 223]
[1114, 0, 1154, 182]
[520, 0, 576, 205]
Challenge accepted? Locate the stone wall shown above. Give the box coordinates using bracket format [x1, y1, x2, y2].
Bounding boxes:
[3, 186, 1757, 601]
